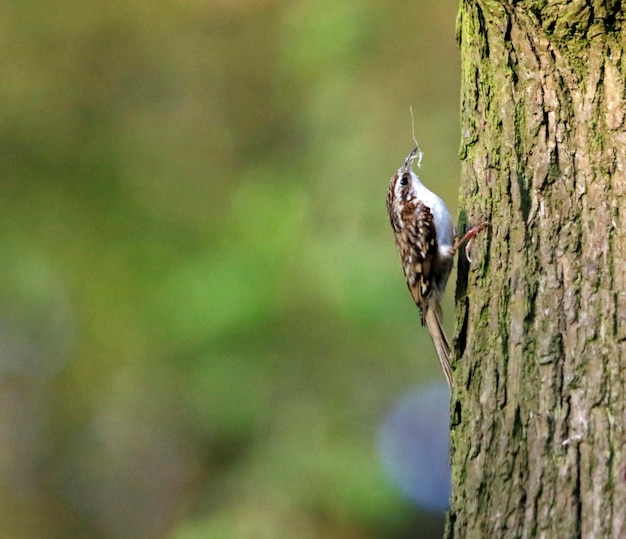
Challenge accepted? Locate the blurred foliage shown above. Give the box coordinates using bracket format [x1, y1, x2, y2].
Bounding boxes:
[0, 0, 461, 537]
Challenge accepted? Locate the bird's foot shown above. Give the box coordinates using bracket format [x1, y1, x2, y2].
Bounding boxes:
[453, 217, 489, 263]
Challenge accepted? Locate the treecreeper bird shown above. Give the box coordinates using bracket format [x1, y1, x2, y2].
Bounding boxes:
[386, 147, 485, 390]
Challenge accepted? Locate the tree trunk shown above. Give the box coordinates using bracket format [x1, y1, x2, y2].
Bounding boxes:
[449, 1, 626, 537]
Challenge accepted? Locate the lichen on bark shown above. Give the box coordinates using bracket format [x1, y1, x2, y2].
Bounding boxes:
[449, 1, 626, 537]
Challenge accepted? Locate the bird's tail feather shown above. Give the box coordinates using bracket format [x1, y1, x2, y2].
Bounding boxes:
[424, 304, 452, 390]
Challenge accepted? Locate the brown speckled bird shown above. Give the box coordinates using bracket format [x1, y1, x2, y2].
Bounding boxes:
[386, 147, 455, 389]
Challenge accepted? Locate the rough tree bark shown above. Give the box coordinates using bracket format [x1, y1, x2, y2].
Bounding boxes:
[449, 1, 626, 537]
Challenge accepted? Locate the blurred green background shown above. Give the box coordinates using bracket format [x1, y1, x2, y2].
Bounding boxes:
[1, 0, 461, 537]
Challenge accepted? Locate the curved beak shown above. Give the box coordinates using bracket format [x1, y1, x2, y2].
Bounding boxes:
[402, 147, 421, 173]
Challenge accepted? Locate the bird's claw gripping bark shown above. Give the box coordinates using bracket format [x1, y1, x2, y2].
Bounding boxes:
[454, 217, 489, 263]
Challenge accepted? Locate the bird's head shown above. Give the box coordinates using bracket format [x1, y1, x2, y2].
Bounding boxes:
[386, 147, 422, 218]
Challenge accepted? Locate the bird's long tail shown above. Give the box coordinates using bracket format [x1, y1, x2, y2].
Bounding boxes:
[424, 303, 452, 390]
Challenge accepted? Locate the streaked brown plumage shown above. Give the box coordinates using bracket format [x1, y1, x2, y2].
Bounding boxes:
[386, 148, 455, 389]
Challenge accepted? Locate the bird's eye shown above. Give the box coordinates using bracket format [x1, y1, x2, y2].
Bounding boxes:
[399, 174, 409, 186]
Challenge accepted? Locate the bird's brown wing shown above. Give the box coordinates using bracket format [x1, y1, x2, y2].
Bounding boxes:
[395, 200, 438, 324]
